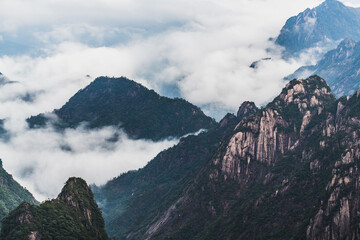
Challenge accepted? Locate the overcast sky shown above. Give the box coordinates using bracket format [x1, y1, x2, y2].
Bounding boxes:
[0, 0, 357, 200]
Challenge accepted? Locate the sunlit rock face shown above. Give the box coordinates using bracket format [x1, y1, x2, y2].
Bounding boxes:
[137, 76, 360, 240]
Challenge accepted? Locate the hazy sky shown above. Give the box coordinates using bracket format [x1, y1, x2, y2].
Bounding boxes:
[0, 0, 356, 200]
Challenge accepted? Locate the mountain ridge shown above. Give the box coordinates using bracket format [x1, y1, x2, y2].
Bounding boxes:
[93, 75, 360, 239]
[0, 177, 109, 240]
[93, 101, 259, 239]
[27, 76, 215, 141]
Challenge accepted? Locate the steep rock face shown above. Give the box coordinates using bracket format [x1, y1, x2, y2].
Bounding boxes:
[93, 108, 245, 240]
[140, 76, 360, 240]
[0, 177, 109, 240]
[27, 76, 215, 141]
[236, 101, 258, 120]
[220, 76, 332, 183]
[305, 92, 360, 240]
[93, 75, 360, 240]
[287, 39, 360, 97]
[276, 0, 360, 55]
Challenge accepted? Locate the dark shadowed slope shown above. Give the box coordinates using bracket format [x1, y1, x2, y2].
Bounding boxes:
[27, 76, 215, 141]
[276, 0, 360, 55]
[1, 177, 109, 240]
[96, 76, 360, 239]
[93, 102, 259, 239]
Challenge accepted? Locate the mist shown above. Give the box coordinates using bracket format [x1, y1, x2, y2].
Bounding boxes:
[0, 123, 178, 201]
[0, 0, 351, 200]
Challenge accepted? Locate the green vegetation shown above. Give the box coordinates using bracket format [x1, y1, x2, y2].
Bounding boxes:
[93, 112, 240, 239]
[92, 76, 360, 239]
[27, 76, 215, 141]
[0, 177, 109, 240]
[0, 159, 37, 228]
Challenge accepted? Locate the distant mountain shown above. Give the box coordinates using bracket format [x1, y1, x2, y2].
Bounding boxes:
[276, 0, 360, 55]
[93, 102, 259, 239]
[94, 76, 360, 239]
[27, 76, 215, 141]
[0, 159, 37, 226]
[287, 38, 360, 97]
[0, 177, 109, 240]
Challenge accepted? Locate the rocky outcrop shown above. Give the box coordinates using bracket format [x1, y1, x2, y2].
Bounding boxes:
[236, 101, 258, 120]
[219, 76, 333, 182]
[139, 76, 360, 240]
[27, 76, 215, 141]
[0, 177, 109, 240]
[276, 0, 360, 55]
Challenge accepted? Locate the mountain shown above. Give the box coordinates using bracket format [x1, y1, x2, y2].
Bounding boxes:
[276, 0, 360, 55]
[0, 177, 109, 240]
[95, 75, 360, 239]
[27, 76, 215, 141]
[287, 38, 360, 97]
[93, 102, 259, 239]
[0, 159, 37, 226]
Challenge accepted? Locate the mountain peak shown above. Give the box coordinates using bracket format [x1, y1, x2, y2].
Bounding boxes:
[276, 0, 360, 54]
[321, 0, 345, 8]
[56, 177, 104, 231]
[1, 177, 109, 239]
[57, 177, 91, 207]
[219, 113, 237, 128]
[236, 101, 258, 120]
[278, 76, 332, 106]
[27, 76, 215, 141]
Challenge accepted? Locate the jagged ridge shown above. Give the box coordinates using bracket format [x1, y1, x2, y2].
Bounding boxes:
[287, 38, 360, 97]
[93, 102, 259, 239]
[276, 0, 360, 55]
[127, 75, 360, 239]
[27, 76, 215, 141]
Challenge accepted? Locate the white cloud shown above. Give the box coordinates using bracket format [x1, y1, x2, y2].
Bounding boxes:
[0, 124, 178, 200]
[0, 0, 339, 200]
[341, 0, 360, 7]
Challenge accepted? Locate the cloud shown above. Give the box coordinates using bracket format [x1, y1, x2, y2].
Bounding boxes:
[0, 0, 341, 200]
[0, 0, 325, 113]
[341, 0, 360, 7]
[0, 123, 178, 200]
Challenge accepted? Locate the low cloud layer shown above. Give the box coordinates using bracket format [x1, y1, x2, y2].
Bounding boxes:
[0, 0, 351, 200]
[0, 0, 327, 115]
[0, 123, 178, 200]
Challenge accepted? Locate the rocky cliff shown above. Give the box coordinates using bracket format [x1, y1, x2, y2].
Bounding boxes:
[93, 101, 258, 239]
[125, 75, 360, 240]
[0, 177, 109, 240]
